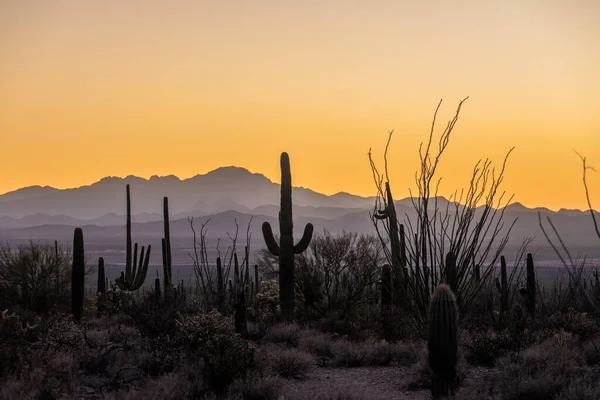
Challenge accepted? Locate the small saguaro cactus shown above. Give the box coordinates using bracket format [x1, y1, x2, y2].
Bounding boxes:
[154, 271, 161, 298]
[97, 257, 106, 294]
[495, 255, 509, 316]
[428, 284, 459, 398]
[445, 251, 457, 294]
[525, 252, 536, 314]
[262, 152, 314, 320]
[72, 227, 85, 323]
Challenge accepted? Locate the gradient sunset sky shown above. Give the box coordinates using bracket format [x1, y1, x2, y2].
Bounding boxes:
[1, 1, 598, 210]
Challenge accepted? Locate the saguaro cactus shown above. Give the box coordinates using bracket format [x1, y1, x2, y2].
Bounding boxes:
[445, 251, 457, 294]
[262, 152, 314, 320]
[162, 197, 173, 293]
[72, 227, 85, 323]
[374, 183, 407, 305]
[428, 284, 459, 398]
[525, 253, 536, 314]
[97, 257, 106, 294]
[121, 184, 151, 291]
[495, 255, 509, 316]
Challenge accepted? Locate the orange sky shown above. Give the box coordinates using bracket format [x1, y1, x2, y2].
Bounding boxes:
[1, 1, 599, 211]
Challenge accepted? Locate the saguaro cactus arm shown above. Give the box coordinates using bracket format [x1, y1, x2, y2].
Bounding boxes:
[293, 223, 314, 253]
[262, 222, 280, 256]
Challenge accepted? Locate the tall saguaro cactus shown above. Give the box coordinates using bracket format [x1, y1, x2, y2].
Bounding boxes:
[72, 227, 85, 323]
[97, 257, 106, 294]
[428, 284, 459, 398]
[162, 197, 173, 293]
[262, 152, 314, 320]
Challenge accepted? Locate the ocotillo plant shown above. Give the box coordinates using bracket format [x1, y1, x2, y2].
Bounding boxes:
[428, 284, 459, 398]
[72, 227, 85, 323]
[97, 257, 106, 294]
[254, 264, 260, 295]
[262, 152, 314, 320]
[525, 253, 536, 314]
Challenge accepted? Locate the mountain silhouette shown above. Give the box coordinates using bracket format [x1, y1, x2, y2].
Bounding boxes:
[0, 166, 598, 260]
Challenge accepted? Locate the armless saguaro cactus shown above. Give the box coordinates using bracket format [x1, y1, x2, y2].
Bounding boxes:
[97, 257, 106, 294]
[262, 152, 313, 320]
[72, 227, 85, 323]
[428, 284, 459, 398]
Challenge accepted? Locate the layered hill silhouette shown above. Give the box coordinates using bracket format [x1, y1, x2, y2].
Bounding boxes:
[0, 166, 599, 259]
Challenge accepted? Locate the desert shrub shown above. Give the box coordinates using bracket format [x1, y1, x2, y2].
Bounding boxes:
[0, 241, 74, 312]
[176, 310, 256, 394]
[257, 230, 383, 322]
[262, 346, 315, 379]
[581, 339, 600, 365]
[263, 322, 303, 347]
[330, 339, 421, 368]
[492, 333, 588, 399]
[250, 279, 280, 331]
[464, 329, 518, 367]
[298, 330, 337, 359]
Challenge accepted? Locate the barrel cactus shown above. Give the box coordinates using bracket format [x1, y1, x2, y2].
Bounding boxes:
[428, 283, 459, 398]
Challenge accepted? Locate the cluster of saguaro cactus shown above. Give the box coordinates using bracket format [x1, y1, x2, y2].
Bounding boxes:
[72, 227, 85, 323]
[262, 152, 313, 320]
[115, 185, 151, 292]
[428, 283, 459, 398]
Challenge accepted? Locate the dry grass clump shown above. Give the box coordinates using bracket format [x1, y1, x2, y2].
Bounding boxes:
[259, 344, 316, 379]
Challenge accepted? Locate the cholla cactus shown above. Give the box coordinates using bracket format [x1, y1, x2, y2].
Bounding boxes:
[428, 284, 459, 398]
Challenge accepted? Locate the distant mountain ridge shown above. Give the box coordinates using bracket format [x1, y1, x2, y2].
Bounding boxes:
[0, 167, 376, 219]
[0, 167, 598, 247]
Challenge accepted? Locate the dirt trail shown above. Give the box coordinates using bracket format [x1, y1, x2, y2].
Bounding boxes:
[280, 366, 429, 400]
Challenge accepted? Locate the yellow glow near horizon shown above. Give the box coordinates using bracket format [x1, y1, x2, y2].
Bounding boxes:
[0, 1, 599, 211]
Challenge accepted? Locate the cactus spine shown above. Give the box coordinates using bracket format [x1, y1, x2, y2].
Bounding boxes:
[97, 257, 106, 294]
[526, 253, 536, 314]
[428, 284, 459, 398]
[262, 152, 314, 320]
[71, 227, 85, 323]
